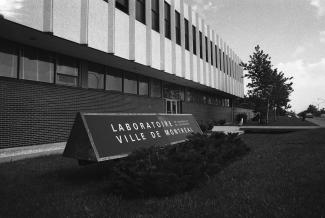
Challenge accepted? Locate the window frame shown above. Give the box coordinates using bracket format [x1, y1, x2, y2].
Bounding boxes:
[136, 0, 146, 24]
[175, 11, 181, 45]
[164, 2, 171, 39]
[151, 0, 160, 32]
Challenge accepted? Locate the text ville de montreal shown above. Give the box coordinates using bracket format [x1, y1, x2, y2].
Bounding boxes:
[110, 120, 194, 144]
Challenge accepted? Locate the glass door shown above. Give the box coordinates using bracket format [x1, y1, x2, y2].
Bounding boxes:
[166, 99, 179, 114]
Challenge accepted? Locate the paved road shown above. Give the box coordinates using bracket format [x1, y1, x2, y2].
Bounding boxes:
[306, 117, 325, 127]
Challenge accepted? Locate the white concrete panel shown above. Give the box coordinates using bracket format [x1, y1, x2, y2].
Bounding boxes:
[192, 54, 198, 82]
[135, 21, 147, 65]
[151, 30, 161, 70]
[53, 0, 81, 43]
[175, 45, 182, 77]
[88, 0, 108, 52]
[184, 2, 189, 19]
[3, 0, 44, 31]
[114, 10, 129, 59]
[185, 51, 191, 80]
[175, 0, 181, 12]
[199, 59, 205, 84]
[165, 39, 173, 74]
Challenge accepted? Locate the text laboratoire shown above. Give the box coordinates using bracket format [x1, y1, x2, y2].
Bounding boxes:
[110, 120, 174, 132]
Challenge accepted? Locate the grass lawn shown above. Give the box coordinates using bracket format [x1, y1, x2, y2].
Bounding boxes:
[1, 129, 325, 217]
[245, 115, 317, 126]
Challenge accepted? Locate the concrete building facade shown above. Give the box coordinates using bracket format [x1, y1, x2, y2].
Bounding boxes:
[0, 0, 244, 148]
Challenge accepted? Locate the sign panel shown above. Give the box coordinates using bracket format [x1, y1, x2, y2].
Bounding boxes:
[63, 113, 202, 162]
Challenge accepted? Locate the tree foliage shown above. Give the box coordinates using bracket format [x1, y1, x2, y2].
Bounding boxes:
[240, 45, 293, 118]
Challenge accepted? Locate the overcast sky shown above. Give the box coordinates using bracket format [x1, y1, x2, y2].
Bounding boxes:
[190, 0, 325, 112]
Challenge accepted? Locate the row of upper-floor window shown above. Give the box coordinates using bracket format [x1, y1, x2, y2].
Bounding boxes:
[0, 38, 232, 107]
[115, 0, 242, 81]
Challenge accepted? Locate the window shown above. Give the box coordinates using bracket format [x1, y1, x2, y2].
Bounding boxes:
[56, 55, 79, 87]
[164, 2, 171, 39]
[199, 31, 203, 59]
[20, 48, 54, 83]
[210, 41, 213, 65]
[175, 11, 181, 45]
[150, 79, 161, 98]
[136, 0, 145, 24]
[0, 40, 18, 78]
[151, 0, 159, 32]
[138, 77, 149, 96]
[223, 51, 225, 73]
[219, 49, 222, 71]
[192, 25, 197, 55]
[88, 63, 104, 89]
[124, 73, 137, 94]
[116, 0, 129, 14]
[106, 70, 122, 92]
[184, 19, 189, 50]
[215, 45, 218, 68]
[205, 36, 208, 62]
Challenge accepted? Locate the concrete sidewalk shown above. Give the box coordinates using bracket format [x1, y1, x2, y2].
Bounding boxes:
[0, 142, 66, 163]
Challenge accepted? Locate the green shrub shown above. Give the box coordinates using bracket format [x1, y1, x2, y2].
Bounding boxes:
[107, 133, 250, 198]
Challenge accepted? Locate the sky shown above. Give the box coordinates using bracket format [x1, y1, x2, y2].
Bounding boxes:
[190, 0, 325, 113]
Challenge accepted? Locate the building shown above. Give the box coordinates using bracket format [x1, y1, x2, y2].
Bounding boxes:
[0, 0, 246, 148]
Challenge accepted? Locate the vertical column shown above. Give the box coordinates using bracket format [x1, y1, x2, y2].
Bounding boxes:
[108, 0, 115, 53]
[188, 4, 193, 81]
[80, 0, 89, 45]
[171, 0, 176, 75]
[159, 0, 165, 71]
[212, 30, 216, 89]
[129, 0, 135, 60]
[202, 20, 206, 85]
[146, 0, 152, 66]
[180, 0, 185, 78]
[207, 25, 211, 87]
[43, 0, 53, 33]
[225, 43, 229, 93]
[196, 13, 200, 83]
[216, 34, 220, 90]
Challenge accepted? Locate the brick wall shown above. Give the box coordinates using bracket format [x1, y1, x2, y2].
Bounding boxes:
[1, 78, 235, 148]
[182, 102, 233, 125]
[0, 78, 164, 148]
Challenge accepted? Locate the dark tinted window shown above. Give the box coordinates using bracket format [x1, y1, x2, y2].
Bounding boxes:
[164, 2, 171, 39]
[199, 31, 203, 59]
[151, 0, 159, 32]
[205, 36, 208, 62]
[0, 40, 18, 78]
[88, 63, 104, 89]
[139, 77, 149, 96]
[116, 0, 129, 14]
[136, 0, 145, 24]
[106, 70, 122, 92]
[192, 26, 196, 55]
[175, 11, 181, 45]
[20, 47, 54, 83]
[215, 45, 218, 68]
[184, 19, 189, 50]
[150, 79, 161, 98]
[56, 55, 79, 87]
[124, 73, 138, 94]
[210, 41, 213, 64]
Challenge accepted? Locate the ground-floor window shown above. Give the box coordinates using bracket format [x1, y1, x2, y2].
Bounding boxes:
[0, 40, 18, 78]
[20, 47, 54, 83]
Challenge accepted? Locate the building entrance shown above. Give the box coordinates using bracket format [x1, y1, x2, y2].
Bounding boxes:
[165, 99, 181, 114]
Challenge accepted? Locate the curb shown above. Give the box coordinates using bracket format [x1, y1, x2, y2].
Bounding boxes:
[0, 142, 66, 164]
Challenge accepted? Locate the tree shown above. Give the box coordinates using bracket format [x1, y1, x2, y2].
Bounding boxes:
[240, 45, 293, 123]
